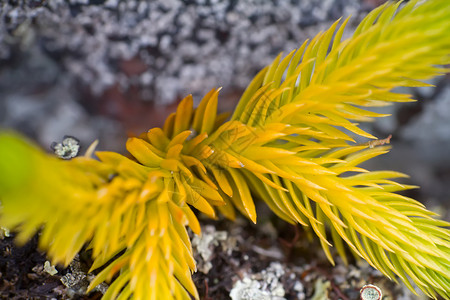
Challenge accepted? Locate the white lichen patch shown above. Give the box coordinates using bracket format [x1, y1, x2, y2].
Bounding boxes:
[360, 284, 382, 300]
[292, 277, 306, 300]
[192, 225, 236, 273]
[51, 136, 80, 159]
[61, 272, 86, 289]
[60, 255, 90, 297]
[230, 278, 274, 300]
[230, 262, 286, 300]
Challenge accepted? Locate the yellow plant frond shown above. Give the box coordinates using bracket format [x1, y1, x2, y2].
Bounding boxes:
[231, 0, 450, 138]
[238, 143, 450, 298]
[209, 1, 450, 297]
[0, 134, 199, 299]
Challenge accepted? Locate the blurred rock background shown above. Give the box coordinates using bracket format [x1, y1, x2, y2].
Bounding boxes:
[1, 0, 449, 208]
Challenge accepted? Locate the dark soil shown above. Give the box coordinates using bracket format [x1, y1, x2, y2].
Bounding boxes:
[0, 213, 416, 300]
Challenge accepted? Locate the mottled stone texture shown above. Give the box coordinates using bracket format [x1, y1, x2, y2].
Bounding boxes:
[1, 0, 364, 103]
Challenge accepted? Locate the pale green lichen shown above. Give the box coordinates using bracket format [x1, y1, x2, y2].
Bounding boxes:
[44, 260, 58, 276]
[310, 278, 330, 300]
[0, 226, 10, 238]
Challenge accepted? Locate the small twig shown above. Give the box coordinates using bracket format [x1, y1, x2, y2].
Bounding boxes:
[363, 134, 392, 148]
[201, 279, 213, 300]
[330, 280, 350, 300]
[278, 224, 301, 249]
[278, 224, 301, 260]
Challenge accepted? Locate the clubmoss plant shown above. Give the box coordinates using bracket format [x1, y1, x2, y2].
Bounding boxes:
[1, 0, 450, 299]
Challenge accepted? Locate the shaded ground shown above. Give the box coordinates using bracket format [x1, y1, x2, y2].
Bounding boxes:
[0, 216, 414, 300]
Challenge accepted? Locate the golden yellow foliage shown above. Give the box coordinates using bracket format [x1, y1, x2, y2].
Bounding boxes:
[1, 0, 450, 299]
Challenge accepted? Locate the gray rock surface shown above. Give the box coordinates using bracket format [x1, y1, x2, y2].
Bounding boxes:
[1, 0, 363, 103]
